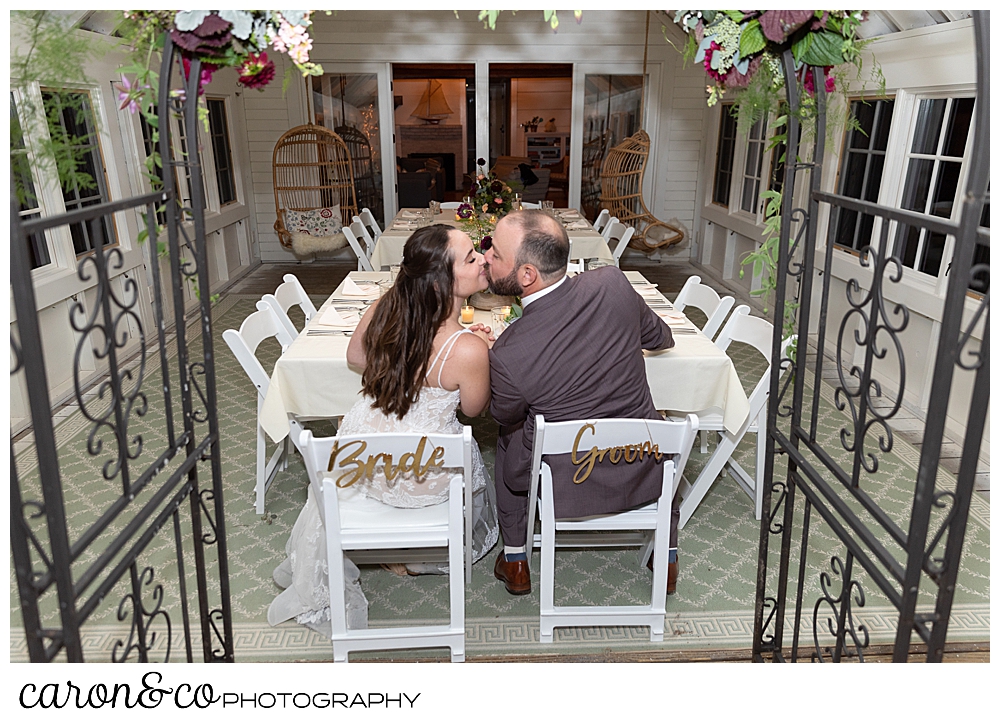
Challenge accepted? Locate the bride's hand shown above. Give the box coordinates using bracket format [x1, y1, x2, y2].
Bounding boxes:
[468, 322, 495, 346]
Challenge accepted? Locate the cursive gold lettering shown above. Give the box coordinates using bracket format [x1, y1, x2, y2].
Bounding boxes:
[420, 441, 446, 476]
[328, 440, 368, 488]
[569, 424, 664, 484]
[327, 437, 447, 488]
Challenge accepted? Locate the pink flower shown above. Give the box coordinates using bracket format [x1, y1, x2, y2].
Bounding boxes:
[114, 74, 147, 114]
[182, 57, 219, 95]
[801, 65, 835, 96]
[238, 52, 276, 90]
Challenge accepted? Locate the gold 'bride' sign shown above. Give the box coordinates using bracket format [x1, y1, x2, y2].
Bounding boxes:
[570, 423, 664, 484]
[327, 437, 445, 488]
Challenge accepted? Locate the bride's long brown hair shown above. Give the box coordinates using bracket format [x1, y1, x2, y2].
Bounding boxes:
[361, 224, 457, 419]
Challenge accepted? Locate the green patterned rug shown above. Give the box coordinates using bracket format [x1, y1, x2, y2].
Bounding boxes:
[10, 297, 989, 662]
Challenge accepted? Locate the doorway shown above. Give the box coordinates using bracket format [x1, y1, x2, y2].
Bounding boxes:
[488, 63, 572, 207]
[391, 63, 475, 206]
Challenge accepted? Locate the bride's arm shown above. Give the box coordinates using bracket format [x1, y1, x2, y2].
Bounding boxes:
[443, 335, 491, 417]
[346, 300, 379, 370]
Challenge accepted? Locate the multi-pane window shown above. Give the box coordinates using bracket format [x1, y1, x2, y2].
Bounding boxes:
[174, 112, 205, 217]
[834, 98, 895, 252]
[41, 89, 116, 255]
[894, 96, 975, 276]
[712, 104, 737, 206]
[739, 118, 768, 214]
[207, 98, 236, 205]
[11, 94, 50, 268]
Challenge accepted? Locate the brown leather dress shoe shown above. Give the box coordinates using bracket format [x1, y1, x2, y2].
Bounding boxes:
[494, 552, 531, 595]
[646, 554, 678, 595]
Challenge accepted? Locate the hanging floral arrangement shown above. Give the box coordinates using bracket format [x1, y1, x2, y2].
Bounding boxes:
[117, 10, 324, 114]
[672, 10, 869, 107]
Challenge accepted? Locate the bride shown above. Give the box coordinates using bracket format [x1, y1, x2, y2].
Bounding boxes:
[268, 224, 499, 634]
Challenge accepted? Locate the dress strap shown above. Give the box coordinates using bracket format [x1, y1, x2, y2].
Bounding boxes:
[426, 328, 470, 387]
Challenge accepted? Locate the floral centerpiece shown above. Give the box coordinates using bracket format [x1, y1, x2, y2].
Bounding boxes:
[458, 158, 523, 312]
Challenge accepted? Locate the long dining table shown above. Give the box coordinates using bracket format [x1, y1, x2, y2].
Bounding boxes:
[369, 207, 615, 270]
[261, 269, 748, 432]
[258, 270, 752, 526]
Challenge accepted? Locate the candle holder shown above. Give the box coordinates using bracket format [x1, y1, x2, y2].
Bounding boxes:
[460, 304, 475, 325]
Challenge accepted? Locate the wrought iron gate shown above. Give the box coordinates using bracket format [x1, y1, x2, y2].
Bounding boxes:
[752, 12, 989, 662]
[11, 40, 234, 662]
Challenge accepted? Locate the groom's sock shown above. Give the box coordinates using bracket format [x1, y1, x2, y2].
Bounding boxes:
[503, 545, 527, 562]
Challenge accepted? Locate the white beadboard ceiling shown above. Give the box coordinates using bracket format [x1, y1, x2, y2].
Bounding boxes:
[58, 10, 976, 41]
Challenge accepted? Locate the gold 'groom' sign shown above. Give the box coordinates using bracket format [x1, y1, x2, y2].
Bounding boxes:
[327, 437, 446, 488]
[570, 423, 664, 484]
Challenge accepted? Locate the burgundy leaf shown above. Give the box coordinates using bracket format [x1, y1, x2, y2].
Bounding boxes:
[192, 13, 231, 38]
[759, 10, 814, 43]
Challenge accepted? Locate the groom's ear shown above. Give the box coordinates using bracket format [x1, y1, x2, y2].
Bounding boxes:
[519, 264, 539, 288]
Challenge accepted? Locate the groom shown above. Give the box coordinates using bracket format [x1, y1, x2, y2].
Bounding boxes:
[483, 210, 679, 596]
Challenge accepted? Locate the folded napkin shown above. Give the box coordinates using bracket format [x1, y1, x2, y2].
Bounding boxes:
[315, 306, 358, 328]
[400, 210, 420, 219]
[339, 277, 379, 297]
[566, 220, 593, 230]
[636, 286, 662, 299]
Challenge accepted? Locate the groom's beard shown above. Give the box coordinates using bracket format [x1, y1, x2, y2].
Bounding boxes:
[485, 264, 522, 297]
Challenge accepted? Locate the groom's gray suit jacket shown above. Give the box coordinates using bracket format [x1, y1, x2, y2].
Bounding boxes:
[489, 266, 674, 544]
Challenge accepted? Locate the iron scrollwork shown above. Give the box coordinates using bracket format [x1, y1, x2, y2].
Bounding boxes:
[70, 248, 149, 483]
[922, 491, 958, 577]
[833, 245, 909, 476]
[112, 566, 173, 663]
[811, 556, 870, 662]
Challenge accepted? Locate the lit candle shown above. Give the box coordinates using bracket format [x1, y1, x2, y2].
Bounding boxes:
[461, 305, 475, 324]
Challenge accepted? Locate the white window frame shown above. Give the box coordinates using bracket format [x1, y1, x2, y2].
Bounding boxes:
[873, 85, 979, 297]
[205, 95, 239, 208]
[11, 82, 130, 283]
[737, 116, 769, 218]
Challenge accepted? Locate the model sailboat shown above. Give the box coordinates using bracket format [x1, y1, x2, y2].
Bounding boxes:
[410, 79, 453, 124]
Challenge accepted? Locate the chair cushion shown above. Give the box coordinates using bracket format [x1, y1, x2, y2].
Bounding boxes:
[285, 206, 343, 237]
[336, 483, 451, 530]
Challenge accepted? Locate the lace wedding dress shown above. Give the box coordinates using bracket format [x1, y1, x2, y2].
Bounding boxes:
[268, 329, 499, 636]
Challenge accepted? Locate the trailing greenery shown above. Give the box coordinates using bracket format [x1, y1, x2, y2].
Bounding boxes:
[10, 11, 103, 208]
[463, 10, 584, 31]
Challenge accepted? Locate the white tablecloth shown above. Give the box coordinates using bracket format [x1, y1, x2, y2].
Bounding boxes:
[260, 270, 750, 442]
[370, 208, 614, 270]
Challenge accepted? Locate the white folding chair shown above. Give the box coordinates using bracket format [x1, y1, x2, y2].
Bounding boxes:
[260, 273, 318, 344]
[222, 302, 296, 514]
[673, 275, 736, 341]
[350, 216, 376, 259]
[592, 209, 611, 235]
[341, 225, 375, 272]
[298, 427, 470, 662]
[521, 201, 541, 209]
[359, 207, 382, 243]
[600, 216, 620, 240]
[440, 201, 461, 210]
[566, 238, 584, 273]
[675, 306, 796, 527]
[604, 220, 636, 266]
[525, 414, 699, 643]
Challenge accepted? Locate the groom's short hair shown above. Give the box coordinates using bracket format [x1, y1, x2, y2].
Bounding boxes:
[509, 210, 569, 279]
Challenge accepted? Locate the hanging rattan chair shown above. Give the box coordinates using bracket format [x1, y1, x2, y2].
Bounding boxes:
[335, 123, 382, 222]
[272, 124, 358, 251]
[599, 129, 686, 252]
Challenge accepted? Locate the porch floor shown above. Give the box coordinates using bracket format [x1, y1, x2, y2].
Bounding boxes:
[10, 257, 989, 663]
